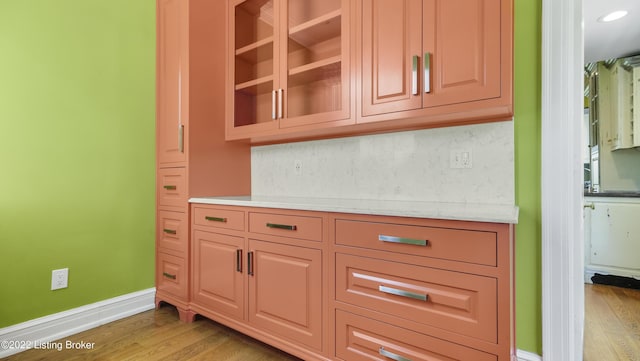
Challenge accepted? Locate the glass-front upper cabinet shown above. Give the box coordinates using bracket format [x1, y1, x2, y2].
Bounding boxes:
[227, 0, 351, 140]
[228, 0, 279, 138]
[280, 0, 350, 128]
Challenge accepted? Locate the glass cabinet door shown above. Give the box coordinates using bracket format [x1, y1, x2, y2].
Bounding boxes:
[281, 0, 350, 127]
[231, 0, 279, 133]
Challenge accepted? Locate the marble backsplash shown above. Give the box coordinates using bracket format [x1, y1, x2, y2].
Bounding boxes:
[251, 121, 515, 205]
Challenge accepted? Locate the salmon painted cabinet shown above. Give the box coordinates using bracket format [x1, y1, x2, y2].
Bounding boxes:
[226, 0, 354, 140]
[188, 203, 516, 361]
[190, 206, 327, 359]
[155, 0, 250, 320]
[359, 0, 512, 125]
[226, 0, 513, 142]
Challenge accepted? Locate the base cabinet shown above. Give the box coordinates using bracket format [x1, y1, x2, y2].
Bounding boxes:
[188, 203, 515, 361]
[190, 205, 329, 360]
[335, 310, 497, 361]
[248, 239, 323, 351]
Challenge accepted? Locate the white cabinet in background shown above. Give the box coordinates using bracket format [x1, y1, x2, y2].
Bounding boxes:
[633, 67, 640, 147]
[584, 197, 640, 281]
[609, 61, 634, 150]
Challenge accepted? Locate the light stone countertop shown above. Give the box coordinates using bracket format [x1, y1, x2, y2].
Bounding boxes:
[189, 196, 519, 224]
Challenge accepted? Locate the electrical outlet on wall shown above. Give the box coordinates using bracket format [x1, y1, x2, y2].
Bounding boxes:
[51, 268, 68, 290]
[450, 149, 473, 169]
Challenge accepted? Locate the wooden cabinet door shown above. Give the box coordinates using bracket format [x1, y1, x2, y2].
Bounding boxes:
[192, 230, 246, 321]
[247, 239, 322, 350]
[361, 0, 423, 117]
[423, 0, 502, 108]
[226, 0, 280, 139]
[157, 0, 188, 166]
[279, 0, 352, 128]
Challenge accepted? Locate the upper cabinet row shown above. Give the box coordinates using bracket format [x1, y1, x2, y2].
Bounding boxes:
[226, 0, 513, 142]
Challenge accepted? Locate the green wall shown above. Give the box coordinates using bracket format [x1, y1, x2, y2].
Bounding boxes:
[0, 0, 155, 327]
[514, 0, 542, 354]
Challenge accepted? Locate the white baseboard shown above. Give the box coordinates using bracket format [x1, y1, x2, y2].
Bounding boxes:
[517, 349, 543, 361]
[0, 288, 155, 358]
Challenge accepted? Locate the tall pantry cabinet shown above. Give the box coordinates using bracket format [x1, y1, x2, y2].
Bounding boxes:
[155, 0, 250, 320]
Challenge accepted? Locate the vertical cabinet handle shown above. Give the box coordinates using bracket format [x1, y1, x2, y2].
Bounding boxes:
[424, 52, 431, 93]
[236, 249, 243, 273]
[379, 347, 412, 361]
[412, 55, 419, 95]
[247, 251, 254, 276]
[277, 88, 283, 119]
[272, 90, 277, 120]
[178, 124, 184, 153]
[424, 53, 431, 93]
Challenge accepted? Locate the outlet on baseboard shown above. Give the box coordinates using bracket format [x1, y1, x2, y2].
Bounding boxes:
[51, 268, 69, 290]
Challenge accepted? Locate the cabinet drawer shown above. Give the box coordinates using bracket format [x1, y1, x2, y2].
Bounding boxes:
[193, 206, 245, 231]
[157, 211, 188, 255]
[336, 253, 497, 343]
[335, 219, 497, 266]
[157, 168, 187, 209]
[249, 212, 322, 242]
[336, 310, 496, 361]
[157, 252, 187, 299]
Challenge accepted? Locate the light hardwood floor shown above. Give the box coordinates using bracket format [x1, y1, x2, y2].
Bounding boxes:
[6, 285, 639, 361]
[584, 283, 640, 361]
[4, 304, 301, 361]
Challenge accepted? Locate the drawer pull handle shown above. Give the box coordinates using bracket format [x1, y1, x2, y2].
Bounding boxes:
[163, 229, 177, 235]
[163, 185, 177, 190]
[379, 347, 412, 361]
[378, 235, 428, 246]
[379, 285, 428, 302]
[205, 216, 227, 223]
[162, 272, 177, 280]
[236, 249, 243, 273]
[266, 223, 297, 231]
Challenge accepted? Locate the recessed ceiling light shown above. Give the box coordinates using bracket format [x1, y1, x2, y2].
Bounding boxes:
[598, 10, 628, 22]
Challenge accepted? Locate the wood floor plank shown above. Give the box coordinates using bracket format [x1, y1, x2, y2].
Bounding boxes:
[5, 305, 300, 361]
[584, 283, 640, 361]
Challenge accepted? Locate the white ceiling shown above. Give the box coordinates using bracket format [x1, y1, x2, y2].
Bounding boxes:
[584, 0, 640, 63]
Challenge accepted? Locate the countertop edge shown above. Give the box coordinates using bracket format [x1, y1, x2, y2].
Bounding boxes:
[189, 197, 519, 224]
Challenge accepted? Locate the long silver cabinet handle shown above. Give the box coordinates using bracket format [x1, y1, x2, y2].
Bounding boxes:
[178, 124, 184, 153]
[379, 347, 412, 361]
[277, 88, 283, 119]
[379, 285, 428, 302]
[205, 216, 227, 223]
[412, 55, 419, 95]
[272, 90, 277, 120]
[424, 52, 431, 93]
[266, 223, 297, 231]
[378, 235, 428, 246]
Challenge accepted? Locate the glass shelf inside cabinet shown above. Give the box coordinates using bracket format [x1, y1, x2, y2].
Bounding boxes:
[287, 0, 343, 118]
